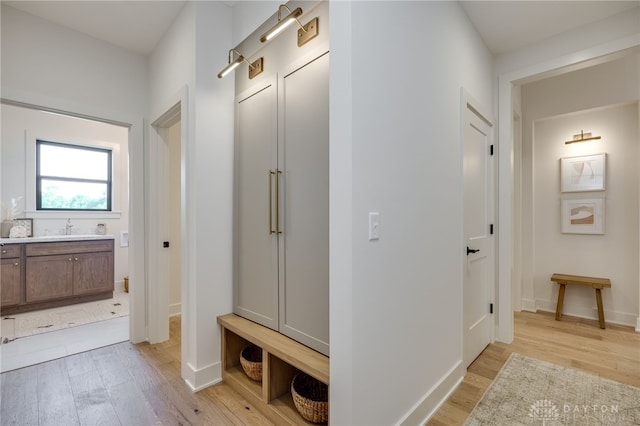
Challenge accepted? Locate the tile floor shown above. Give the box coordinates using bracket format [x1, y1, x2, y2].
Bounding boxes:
[0, 316, 129, 373]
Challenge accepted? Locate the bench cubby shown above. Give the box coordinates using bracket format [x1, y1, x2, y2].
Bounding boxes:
[217, 313, 329, 425]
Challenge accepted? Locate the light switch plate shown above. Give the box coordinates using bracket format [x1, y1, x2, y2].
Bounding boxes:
[369, 212, 379, 241]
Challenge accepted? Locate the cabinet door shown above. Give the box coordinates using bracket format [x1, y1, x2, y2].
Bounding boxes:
[26, 255, 73, 302]
[73, 251, 114, 295]
[234, 79, 279, 330]
[1, 258, 22, 307]
[279, 52, 330, 355]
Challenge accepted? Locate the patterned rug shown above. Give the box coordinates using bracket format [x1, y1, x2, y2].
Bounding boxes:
[464, 353, 640, 425]
[1, 292, 129, 344]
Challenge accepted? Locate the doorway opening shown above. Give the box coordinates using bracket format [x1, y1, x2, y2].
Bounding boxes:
[498, 45, 640, 343]
[0, 102, 130, 372]
[148, 100, 185, 351]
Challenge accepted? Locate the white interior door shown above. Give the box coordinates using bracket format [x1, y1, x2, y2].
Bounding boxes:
[463, 96, 494, 368]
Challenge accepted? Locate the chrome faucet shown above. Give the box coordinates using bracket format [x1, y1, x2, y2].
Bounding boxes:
[66, 218, 73, 235]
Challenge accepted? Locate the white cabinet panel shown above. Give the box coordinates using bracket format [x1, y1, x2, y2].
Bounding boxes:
[279, 53, 330, 355]
[234, 81, 279, 329]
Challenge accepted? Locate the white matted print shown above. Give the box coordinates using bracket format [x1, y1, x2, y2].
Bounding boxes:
[561, 198, 605, 234]
[560, 153, 606, 192]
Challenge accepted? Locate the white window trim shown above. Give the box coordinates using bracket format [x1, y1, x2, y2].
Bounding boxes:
[25, 131, 122, 219]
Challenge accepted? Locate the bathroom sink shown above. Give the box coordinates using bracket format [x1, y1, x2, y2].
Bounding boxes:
[1, 234, 114, 243]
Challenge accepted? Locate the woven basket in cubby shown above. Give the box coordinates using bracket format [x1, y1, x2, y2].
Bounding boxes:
[291, 372, 328, 423]
[239, 344, 262, 382]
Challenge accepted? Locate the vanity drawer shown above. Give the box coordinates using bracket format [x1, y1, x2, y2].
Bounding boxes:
[26, 239, 114, 257]
[0, 244, 22, 259]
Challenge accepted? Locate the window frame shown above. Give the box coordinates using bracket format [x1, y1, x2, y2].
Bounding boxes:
[35, 139, 113, 212]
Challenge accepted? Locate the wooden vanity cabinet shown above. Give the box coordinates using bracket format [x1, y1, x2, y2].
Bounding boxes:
[26, 239, 114, 302]
[1, 244, 23, 307]
[1, 239, 114, 315]
[25, 254, 74, 302]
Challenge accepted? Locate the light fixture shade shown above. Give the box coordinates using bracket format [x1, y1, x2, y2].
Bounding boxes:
[260, 6, 303, 42]
[217, 54, 244, 79]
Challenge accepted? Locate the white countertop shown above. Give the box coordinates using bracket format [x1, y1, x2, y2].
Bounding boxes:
[0, 234, 115, 244]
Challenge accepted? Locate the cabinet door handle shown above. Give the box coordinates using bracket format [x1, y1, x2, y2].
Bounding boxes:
[74, 257, 79, 261]
[1, 249, 7, 254]
[13, 262, 19, 266]
[276, 170, 283, 234]
[269, 170, 276, 235]
[69, 258, 73, 261]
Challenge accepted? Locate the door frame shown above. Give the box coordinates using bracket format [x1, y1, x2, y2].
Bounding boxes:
[461, 88, 495, 366]
[148, 87, 188, 346]
[496, 36, 640, 343]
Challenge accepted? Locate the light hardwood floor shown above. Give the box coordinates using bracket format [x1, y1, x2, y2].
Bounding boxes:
[0, 316, 273, 426]
[428, 311, 640, 425]
[1, 312, 638, 425]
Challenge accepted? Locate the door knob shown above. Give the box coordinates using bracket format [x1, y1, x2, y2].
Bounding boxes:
[466, 246, 480, 256]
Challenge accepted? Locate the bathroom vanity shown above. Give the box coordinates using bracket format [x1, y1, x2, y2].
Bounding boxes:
[0, 235, 114, 315]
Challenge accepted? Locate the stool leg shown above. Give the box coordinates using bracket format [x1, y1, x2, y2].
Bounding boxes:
[595, 288, 606, 329]
[555, 284, 566, 320]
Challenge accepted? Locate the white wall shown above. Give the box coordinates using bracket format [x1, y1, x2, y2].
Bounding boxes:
[231, 0, 279, 46]
[1, 5, 147, 120]
[520, 55, 640, 326]
[330, 2, 493, 424]
[1, 4, 148, 341]
[532, 104, 638, 325]
[148, 0, 234, 390]
[1, 105, 130, 286]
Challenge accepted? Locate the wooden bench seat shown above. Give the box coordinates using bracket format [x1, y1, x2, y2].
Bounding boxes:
[550, 273, 611, 329]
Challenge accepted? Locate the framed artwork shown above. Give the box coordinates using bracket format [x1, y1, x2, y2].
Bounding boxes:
[560, 153, 606, 192]
[561, 198, 604, 235]
[13, 218, 33, 237]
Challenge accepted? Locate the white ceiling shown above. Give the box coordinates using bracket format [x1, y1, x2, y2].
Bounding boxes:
[460, 1, 640, 55]
[4, 1, 188, 56]
[4, 1, 640, 56]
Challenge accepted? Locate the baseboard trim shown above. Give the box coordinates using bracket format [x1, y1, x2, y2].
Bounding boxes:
[536, 298, 637, 328]
[397, 360, 465, 425]
[635, 317, 640, 333]
[521, 298, 537, 312]
[183, 361, 222, 392]
[169, 303, 181, 317]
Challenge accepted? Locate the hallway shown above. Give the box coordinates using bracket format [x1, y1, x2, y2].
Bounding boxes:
[429, 311, 640, 425]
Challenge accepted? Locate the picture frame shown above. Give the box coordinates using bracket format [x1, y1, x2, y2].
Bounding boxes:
[13, 218, 33, 237]
[560, 153, 606, 192]
[561, 198, 604, 235]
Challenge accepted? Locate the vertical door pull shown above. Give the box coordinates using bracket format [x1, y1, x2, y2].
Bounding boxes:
[269, 170, 276, 234]
[276, 170, 283, 234]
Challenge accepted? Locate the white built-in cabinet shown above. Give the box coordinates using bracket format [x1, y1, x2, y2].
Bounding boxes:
[234, 51, 329, 356]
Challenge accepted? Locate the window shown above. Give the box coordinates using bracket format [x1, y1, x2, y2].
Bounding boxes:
[36, 140, 112, 211]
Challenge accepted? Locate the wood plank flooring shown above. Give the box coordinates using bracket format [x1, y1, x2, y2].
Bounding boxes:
[428, 311, 640, 425]
[0, 316, 274, 426]
[1, 311, 638, 425]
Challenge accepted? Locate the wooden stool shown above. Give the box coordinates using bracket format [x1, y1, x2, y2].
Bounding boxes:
[550, 273, 611, 329]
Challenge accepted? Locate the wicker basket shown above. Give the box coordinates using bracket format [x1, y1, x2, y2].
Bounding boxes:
[291, 372, 328, 424]
[239, 344, 262, 381]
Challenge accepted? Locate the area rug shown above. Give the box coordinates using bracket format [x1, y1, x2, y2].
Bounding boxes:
[0, 291, 128, 343]
[464, 353, 640, 425]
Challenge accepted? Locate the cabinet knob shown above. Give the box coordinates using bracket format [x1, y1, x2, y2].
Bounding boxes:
[14, 262, 19, 266]
[69, 258, 73, 261]
[1, 249, 6, 254]
[74, 257, 79, 261]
